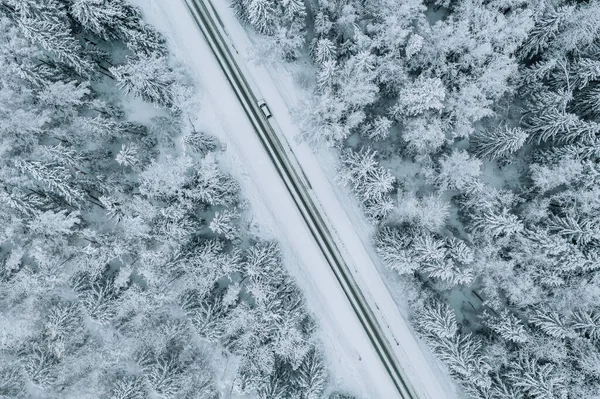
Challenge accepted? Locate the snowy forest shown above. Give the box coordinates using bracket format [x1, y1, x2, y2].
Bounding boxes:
[232, 0, 600, 397]
[0, 1, 356, 398]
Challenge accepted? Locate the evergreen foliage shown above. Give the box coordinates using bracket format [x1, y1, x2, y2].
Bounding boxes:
[0, 1, 340, 398]
[235, 0, 600, 396]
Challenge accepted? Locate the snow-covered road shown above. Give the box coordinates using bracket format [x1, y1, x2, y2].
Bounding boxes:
[131, 0, 405, 397]
[197, 1, 460, 398]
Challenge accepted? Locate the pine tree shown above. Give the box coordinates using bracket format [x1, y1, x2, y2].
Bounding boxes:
[189, 154, 240, 206]
[575, 84, 600, 119]
[115, 143, 139, 167]
[183, 130, 219, 154]
[529, 309, 575, 339]
[405, 34, 424, 59]
[416, 300, 458, 339]
[36, 80, 90, 116]
[395, 193, 450, 232]
[402, 116, 446, 155]
[471, 209, 524, 238]
[375, 227, 419, 274]
[337, 148, 395, 205]
[391, 76, 446, 118]
[572, 310, 600, 340]
[524, 109, 599, 145]
[69, 0, 128, 40]
[38, 144, 84, 169]
[422, 258, 474, 286]
[245, 0, 277, 35]
[548, 215, 599, 247]
[313, 38, 336, 64]
[209, 209, 240, 240]
[433, 334, 492, 390]
[446, 238, 474, 266]
[437, 150, 482, 191]
[121, 21, 168, 57]
[519, 6, 574, 60]
[412, 233, 446, 264]
[482, 310, 529, 344]
[139, 155, 193, 199]
[506, 356, 566, 399]
[555, 1, 600, 55]
[16, 17, 94, 76]
[570, 58, 600, 90]
[111, 55, 177, 107]
[471, 126, 528, 160]
[316, 60, 337, 92]
[364, 195, 396, 220]
[366, 116, 393, 140]
[296, 349, 326, 399]
[15, 159, 85, 206]
[108, 374, 147, 399]
[27, 210, 81, 238]
[258, 375, 287, 399]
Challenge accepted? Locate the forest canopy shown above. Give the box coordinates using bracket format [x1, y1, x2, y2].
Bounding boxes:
[0, 1, 353, 398]
[233, 0, 600, 397]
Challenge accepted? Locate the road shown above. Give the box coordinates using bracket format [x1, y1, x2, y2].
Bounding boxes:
[182, 0, 418, 398]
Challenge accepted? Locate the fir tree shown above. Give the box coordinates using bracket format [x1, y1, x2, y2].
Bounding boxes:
[572, 310, 600, 341]
[69, 0, 128, 40]
[482, 310, 529, 344]
[471, 209, 524, 238]
[437, 150, 482, 191]
[506, 357, 566, 399]
[471, 126, 528, 160]
[529, 310, 575, 339]
[111, 55, 177, 107]
[296, 350, 326, 399]
[375, 227, 419, 275]
[416, 300, 458, 339]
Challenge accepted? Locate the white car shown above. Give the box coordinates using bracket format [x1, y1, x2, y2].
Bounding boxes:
[257, 100, 272, 119]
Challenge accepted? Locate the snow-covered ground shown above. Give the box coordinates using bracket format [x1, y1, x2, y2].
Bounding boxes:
[198, 1, 461, 398]
[129, 0, 404, 397]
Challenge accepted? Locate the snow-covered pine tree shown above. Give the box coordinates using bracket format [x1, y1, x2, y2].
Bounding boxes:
[390, 76, 446, 118]
[188, 154, 240, 206]
[529, 309, 576, 339]
[375, 226, 419, 275]
[337, 148, 395, 218]
[183, 129, 219, 154]
[296, 349, 326, 399]
[15, 159, 85, 206]
[111, 55, 177, 107]
[69, 0, 129, 40]
[209, 209, 240, 241]
[433, 334, 493, 391]
[416, 300, 458, 339]
[572, 310, 600, 341]
[471, 126, 528, 160]
[471, 209, 524, 239]
[481, 310, 529, 344]
[365, 116, 393, 141]
[519, 5, 574, 60]
[506, 356, 566, 399]
[437, 150, 482, 192]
